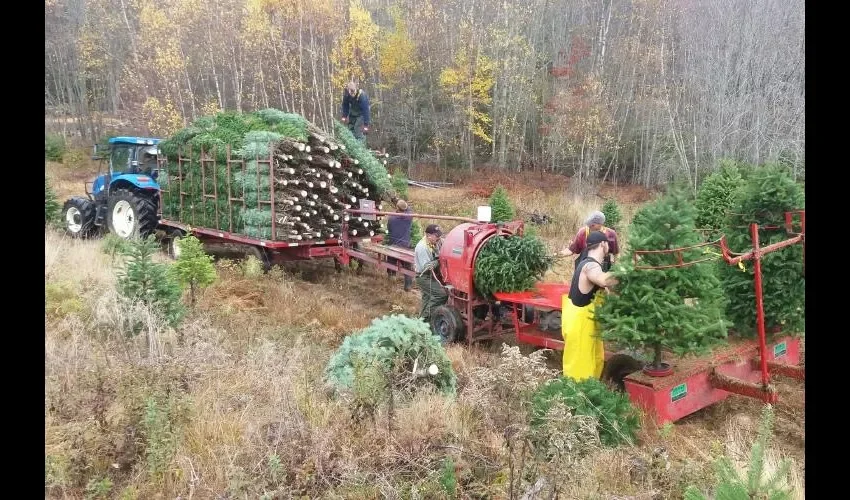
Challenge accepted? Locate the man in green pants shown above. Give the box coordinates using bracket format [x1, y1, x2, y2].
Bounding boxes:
[340, 81, 371, 144]
[414, 224, 448, 324]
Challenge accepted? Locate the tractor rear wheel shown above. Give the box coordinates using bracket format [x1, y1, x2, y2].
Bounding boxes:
[107, 188, 158, 240]
[62, 197, 96, 238]
[430, 305, 465, 344]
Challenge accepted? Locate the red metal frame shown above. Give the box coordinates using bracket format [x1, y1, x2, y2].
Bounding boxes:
[495, 284, 570, 350]
[624, 335, 801, 424]
[621, 210, 805, 422]
[342, 210, 521, 345]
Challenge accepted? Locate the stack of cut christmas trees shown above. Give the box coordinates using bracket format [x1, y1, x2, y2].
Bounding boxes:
[159, 109, 394, 242]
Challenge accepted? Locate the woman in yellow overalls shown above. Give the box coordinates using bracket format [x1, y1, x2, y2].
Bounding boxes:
[561, 231, 618, 380]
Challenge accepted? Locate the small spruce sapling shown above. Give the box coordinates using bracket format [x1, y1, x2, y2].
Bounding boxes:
[391, 170, 409, 200]
[45, 176, 61, 227]
[600, 198, 622, 230]
[116, 236, 185, 328]
[530, 376, 640, 447]
[489, 185, 515, 223]
[595, 189, 728, 371]
[169, 235, 217, 306]
[684, 405, 794, 500]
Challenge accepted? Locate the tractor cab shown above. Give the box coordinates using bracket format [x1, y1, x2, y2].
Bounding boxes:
[89, 137, 162, 201]
[62, 136, 164, 240]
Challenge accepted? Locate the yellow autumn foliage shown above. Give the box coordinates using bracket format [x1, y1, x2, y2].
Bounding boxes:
[143, 97, 184, 137]
[331, 0, 379, 89]
[378, 7, 417, 89]
[440, 49, 496, 144]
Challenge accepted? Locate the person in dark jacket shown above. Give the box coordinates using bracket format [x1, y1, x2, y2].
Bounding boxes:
[340, 81, 371, 144]
[386, 199, 413, 291]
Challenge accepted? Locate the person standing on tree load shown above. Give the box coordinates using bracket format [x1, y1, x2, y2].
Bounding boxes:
[340, 81, 371, 144]
[561, 231, 619, 381]
[386, 199, 414, 292]
[559, 210, 620, 272]
[414, 224, 448, 324]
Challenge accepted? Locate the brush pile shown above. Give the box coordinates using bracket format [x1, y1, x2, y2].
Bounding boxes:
[159, 109, 394, 242]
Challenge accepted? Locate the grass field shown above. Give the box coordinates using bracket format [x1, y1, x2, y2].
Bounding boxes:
[45, 158, 804, 499]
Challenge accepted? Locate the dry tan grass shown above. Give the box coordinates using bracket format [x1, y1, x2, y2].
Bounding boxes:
[723, 412, 805, 499]
[46, 159, 99, 201]
[45, 228, 115, 286]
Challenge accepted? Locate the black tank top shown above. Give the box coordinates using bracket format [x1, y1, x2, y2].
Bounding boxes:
[569, 257, 602, 307]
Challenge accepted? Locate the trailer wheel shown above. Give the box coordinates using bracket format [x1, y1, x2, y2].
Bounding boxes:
[247, 246, 273, 273]
[431, 305, 464, 344]
[167, 230, 186, 260]
[62, 197, 96, 238]
[601, 353, 645, 392]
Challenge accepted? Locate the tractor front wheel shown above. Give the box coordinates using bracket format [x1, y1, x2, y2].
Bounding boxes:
[430, 305, 465, 344]
[107, 189, 158, 240]
[62, 197, 96, 238]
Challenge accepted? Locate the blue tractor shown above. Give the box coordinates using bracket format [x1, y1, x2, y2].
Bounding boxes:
[62, 136, 163, 240]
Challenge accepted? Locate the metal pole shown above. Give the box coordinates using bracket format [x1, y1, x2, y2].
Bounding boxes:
[345, 209, 479, 224]
[751, 223, 770, 389]
[801, 211, 805, 276]
[227, 145, 233, 232]
[269, 143, 276, 241]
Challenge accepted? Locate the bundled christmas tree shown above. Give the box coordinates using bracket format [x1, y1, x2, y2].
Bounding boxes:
[600, 198, 622, 230]
[158, 109, 395, 242]
[718, 164, 805, 336]
[695, 161, 747, 240]
[324, 314, 457, 397]
[489, 185, 515, 223]
[474, 233, 554, 297]
[596, 189, 728, 373]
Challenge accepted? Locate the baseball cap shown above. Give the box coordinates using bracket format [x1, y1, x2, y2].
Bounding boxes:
[425, 224, 442, 237]
[586, 230, 608, 246]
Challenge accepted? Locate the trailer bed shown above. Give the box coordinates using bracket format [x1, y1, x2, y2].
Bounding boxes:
[159, 218, 342, 248]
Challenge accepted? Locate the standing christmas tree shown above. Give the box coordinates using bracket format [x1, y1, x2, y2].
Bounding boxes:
[718, 164, 804, 337]
[694, 161, 746, 240]
[596, 189, 729, 374]
[600, 198, 622, 230]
